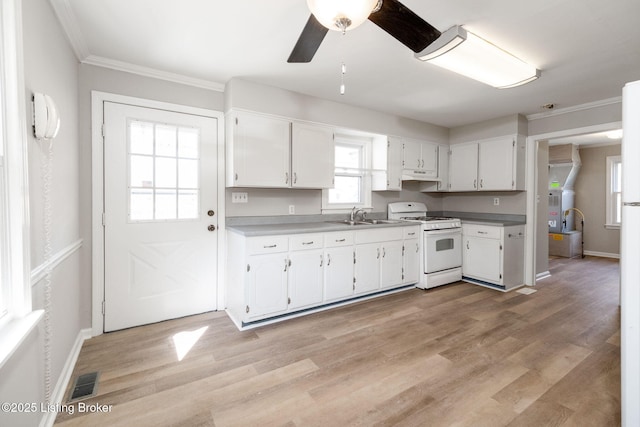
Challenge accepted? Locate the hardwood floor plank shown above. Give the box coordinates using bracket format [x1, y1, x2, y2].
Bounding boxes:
[55, 256, 620, 426]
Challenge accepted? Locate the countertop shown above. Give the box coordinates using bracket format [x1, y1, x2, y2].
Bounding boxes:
[460, 218, 526, 227]
[227, 220, 417, 237]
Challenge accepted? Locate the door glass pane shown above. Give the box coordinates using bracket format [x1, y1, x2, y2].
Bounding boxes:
[156, 124, 177, 157]
[178, 128, 199, 158]
[130, 189, 153, 221]
[130, 121, 154, 155]
[156, 157, 177, 188]
[155, 189, 177, 220]
[130, 155, 153, 187]
[178, 159, 198, 188]
[178, 190, 199, 219]
[436, 238, 454, 251]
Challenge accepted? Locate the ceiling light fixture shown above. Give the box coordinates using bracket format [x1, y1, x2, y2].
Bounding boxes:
[415, 25, 541, 89]
[307, 0, 380, 32]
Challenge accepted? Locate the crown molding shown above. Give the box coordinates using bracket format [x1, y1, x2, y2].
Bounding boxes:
[48, 0, 89, 60]
[526, 96, 622, 121]
[82, 55, 225, 92]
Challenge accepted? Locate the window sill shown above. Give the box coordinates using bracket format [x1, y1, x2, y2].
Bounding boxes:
[605, 224, 621, 230]
[0, 310, 44, 370]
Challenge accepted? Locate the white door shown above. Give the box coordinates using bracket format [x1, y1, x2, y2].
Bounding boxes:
[103, 102, 219, 331]
[403, 238, 420, 284]
[246, 253, 289, 320]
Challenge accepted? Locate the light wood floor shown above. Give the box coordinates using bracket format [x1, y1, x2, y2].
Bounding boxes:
[56, 256, 620, 426]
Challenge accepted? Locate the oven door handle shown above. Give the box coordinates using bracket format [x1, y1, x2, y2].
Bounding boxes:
[424, 228, 461, 236]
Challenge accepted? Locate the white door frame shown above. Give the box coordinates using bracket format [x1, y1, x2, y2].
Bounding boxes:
[524, 120, 622, 286]
[91, 91, 225, 337]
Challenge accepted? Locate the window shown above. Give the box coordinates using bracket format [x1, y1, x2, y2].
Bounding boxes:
[128, 120, 200, 222]
[606, 155, 622, 228]
[322, 134, 372, 212]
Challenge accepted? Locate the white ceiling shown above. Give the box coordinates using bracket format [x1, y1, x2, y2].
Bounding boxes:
[52, 0, 640, 128]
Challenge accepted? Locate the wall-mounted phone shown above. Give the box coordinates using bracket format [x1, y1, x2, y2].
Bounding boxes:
[32, 93, 60, 140]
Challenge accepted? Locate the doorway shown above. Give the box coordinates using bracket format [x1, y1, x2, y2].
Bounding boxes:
[91, 93, 225, 334]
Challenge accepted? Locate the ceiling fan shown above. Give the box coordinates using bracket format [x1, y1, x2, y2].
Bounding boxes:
[287, 0, 441, 63]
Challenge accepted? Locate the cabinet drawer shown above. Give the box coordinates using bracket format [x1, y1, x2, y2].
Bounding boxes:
[324, 231, 354, 247]
[290, 233, 324, 250]
[355, 227, 403, 244]
[247, 236, 289, 255]
[403, 226, 420, 239]
[463, 224, 501, 239]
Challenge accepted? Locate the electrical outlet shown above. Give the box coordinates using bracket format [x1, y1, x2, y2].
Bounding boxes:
[289, 205, 295, 214]
[493, 197, 500, 206]
[232, 192, 248, 203]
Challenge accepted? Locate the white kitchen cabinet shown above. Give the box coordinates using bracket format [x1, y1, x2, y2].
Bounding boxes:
[291, 122, 335, 189]
[226, 111, 291, 188]
[372, 135, 403, 191]
[355, 243, 381, 294]
[462, 223, 525, 290]
[403, 229, 420, 285]
[402, 138, 438, 179]
[288, 234, 324, 310]
[449, 143, 479, 191]
[226, 110, 335, 189]
[448, 135, 526, 192]
[323, 231, 355, 302]
[354, 227, 405, 295]
[380, 240, 404, 288]
[419, 144, 449, 192]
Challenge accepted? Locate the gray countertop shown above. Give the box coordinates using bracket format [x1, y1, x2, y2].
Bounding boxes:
[460, 218, 526, 227]
[227, 220, 417, 237]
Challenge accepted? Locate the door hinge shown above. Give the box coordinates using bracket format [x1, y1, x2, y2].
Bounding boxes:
[101, 212, 105, 227]
[500, 274, 503, 279]
[247, 264, 250, 272]
[235, 117, 239, 125]
[353, 251, 356, 264]
[500, 245, 503, 250]
[101, 300, 105, 315]
[246, 305, 250, 313]
[101, 123, 105, 138]
[288, 297, 291, 305]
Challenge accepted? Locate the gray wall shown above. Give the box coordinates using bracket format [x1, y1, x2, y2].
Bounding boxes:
[537, 142, 550, 275]
[575, 144, 621, 256]
[0, 0, 82, 425]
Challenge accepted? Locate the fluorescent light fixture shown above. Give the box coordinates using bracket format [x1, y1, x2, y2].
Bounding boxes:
[415, 25, 541, 89]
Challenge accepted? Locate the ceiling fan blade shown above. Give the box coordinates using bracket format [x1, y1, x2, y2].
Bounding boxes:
[368, 0, 441, 53]
[287, 14, 329, 63]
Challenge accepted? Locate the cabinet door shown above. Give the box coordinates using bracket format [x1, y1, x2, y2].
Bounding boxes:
[291, 122, 334, 188]
[402, 139, 422, 170]
[288, 249, 324, 310]
[436, 144, 449, 191]
[463, 236, 502, 283]
[403, 238, 420, 284]
[380, 240, 404, 288]
[354, 243, 381, 294]
[449, 143, 478, 191]
[246, 253, 289, 319]
[230, 112, 290, 188]
[324, 246, 355, 302]
[387, 136, 403, 190]
[478, 137, 515, 190]
[420, 141, 439, 177]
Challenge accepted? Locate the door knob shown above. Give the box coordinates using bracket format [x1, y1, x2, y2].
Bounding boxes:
[208, 225, 216, 232]
[207, 210, 215, 217]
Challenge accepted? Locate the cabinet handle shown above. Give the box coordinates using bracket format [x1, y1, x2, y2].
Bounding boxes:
[408, 232, 415, 236]
[285, 172, 289, 184]
[294, 172, 297, 184]
[421, 159, 425, 168]
[417, 159, 421, 168]
[235, 173, 238, 181]
[473, 179, 477, 189]
[335, 238, 346, 242]
[383, 247, 386, 258]
[477, 231, 488, 235]
[284, 258, 288, 272]
[327, 254, 331, 266]
[480, 179, 484, 188]
[466, 241, 470, 249]
[264, 244, 277, 248]
[416, 243, 419, 253]
[377, 248, 380, 259]
[302, 241, 314, 245]
[320, 254, 323, 267]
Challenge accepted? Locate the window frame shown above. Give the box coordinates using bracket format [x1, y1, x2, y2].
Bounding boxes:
[322, 134, 373, 213]
[605, 155, 622, 229]
[0, 0, 39, 368]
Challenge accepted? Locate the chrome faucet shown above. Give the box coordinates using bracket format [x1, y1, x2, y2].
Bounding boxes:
[350, 207, 366, 222]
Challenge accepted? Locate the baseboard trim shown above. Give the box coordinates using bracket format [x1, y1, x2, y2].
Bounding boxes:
[536, 271, 551, 281]
[583, 250, 620, 259]
[39, 327, 91, 427]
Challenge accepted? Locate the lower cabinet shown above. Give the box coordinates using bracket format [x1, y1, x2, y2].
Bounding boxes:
[226, 225, 421, 327]
[462, 223, 525, 290]
[403, 237, 420, 284]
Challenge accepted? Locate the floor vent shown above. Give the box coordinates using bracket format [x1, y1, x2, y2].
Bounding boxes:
[68, 372, 100, 402]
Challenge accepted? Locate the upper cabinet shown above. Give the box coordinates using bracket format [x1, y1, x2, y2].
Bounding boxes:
[291, 122, 335, 189]
[226, 110, 335, 189]
[372, 135, 403, 191]
[448, 135, 526, 192]
[402, 138, 438, 179]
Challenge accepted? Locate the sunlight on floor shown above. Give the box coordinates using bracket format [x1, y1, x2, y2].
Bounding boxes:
[172, 326, 208, 361]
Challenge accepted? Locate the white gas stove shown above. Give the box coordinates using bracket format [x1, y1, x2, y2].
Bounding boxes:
[388, 202, 462, 289]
